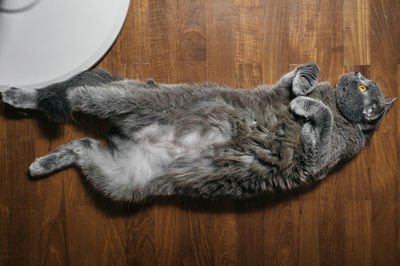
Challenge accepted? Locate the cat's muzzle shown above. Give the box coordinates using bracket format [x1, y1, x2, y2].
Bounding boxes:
[363, 103, 385, 123]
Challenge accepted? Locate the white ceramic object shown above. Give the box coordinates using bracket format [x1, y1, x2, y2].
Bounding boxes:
[0, 0, 130, 90]
[0, 0, 39, 11]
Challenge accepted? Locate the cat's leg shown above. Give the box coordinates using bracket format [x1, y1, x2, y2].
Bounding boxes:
[29, 137, 147, 201]
[275, 63, 320, 96]
[1, 87, 38, 109]
[1, 69, 123, 122]
[28, 138, 98, 177]
[289, 96, 333, 154]
[2, 70, 172, 124]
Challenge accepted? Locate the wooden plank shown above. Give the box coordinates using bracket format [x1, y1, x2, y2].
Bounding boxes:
[125, 63, 153, 81]
[206, 41, 235, 87]
[259, 0, 291, 84]
[125, 205, 155, 266]
[343, 152, 371, 200]
[177, 0, 207, 62]
[236, 200, 267, 266]
[65, 205, 127, 266]
[0, 204, 9, 266]
[397, 65, 400, 262]
[206, 0, 234, 44]
[4, 110, 41, 141]
[178, 61, 207, 83]
[343, 0, 370, 65]
[149, 0, 178, 83]
[178, 201, 215, 266]
[344, 200, 372, 266]
[6, 138, 67, 265]
[212, 202, 238, 266]
[153, 202, 179, 266]
[315, 0, 343, 83]
[317, 174, 346, 266]
[121, 0, 151, 64]
[236, 63, 262, 88]
[0, 140, 9, 265]
[294, 201, 320, 266]
[288, 0, 318, 64]
[206, 0, 235, 86]
[262, 201, 297, 266]
[8, 207, 67, 266]
[369, 1, 399, 265]
[6, 141, 68, 266]
[6, 139, 60, 209]
[369, 131, 398, 266]
[234, 0, 261, 8]
[176, 201, 239, 266]
[234, 7, 261, 65]
[233, 4, 261, 88]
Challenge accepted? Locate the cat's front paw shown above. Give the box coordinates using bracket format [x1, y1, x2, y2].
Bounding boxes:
[1, 87, 37, 109]
[289, 96, 312, 118]
[290, 96, 330, 122]
[293, 63, 319, 96]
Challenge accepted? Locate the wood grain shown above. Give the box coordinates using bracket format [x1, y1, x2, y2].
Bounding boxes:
[0, 140, 9, 266]
[178, 0, 207, 62]
[123, 0, 151, 65]
[1, 0, 399, 265]
[343, 0, 370, 65]
[295, 201, 320, 266]
[345, 200, 372, 266]
[369, 1, 399, 265]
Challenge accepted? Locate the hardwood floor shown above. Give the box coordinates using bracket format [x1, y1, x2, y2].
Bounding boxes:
[1, 0, 399, 265]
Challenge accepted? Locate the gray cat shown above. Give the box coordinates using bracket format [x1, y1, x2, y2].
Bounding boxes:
[1, 63, 395, 202]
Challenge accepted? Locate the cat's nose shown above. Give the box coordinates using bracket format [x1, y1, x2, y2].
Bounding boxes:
[367, 104, 376, 115]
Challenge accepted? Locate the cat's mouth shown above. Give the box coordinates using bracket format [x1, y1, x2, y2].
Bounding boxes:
[363, 108, 385, 123]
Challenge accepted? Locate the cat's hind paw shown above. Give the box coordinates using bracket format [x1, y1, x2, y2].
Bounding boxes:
[29, 157, 53, 178]
[1, 87, 37, 109]
[293, 63, 319, 96]
[29, 146, 76, 178]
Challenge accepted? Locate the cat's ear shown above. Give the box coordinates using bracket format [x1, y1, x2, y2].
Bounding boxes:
[385, 97, 397, 111]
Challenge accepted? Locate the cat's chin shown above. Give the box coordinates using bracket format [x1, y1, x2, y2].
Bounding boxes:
[358, 122, 380, 132]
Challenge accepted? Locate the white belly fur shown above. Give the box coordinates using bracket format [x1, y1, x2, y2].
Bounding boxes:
[118, 123, 230, 187]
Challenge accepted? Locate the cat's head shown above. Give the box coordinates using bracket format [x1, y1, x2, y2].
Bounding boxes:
[335, 72, 396, 131]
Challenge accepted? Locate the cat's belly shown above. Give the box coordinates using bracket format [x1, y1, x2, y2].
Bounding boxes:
[119, 123, 230, 186]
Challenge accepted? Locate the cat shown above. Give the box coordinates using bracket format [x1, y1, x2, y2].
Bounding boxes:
[1, 63, 395, 202]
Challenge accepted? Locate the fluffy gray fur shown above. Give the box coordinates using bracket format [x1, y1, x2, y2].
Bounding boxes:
[1, 63, 395, 202]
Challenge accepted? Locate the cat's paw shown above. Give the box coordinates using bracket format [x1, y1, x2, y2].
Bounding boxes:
[29, 157, 54, 178]
[1, 87, 37, 109]
[289, 96, 313, 118]
[29, 140, 89, 178]
[29, 146, 75, 178]
[293, 63, 319, 96]
[29, 151, 73, 178]
[290, 96, 330, 122]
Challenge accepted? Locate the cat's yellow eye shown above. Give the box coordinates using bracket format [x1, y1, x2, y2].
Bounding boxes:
[358, 85, 367, 92]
